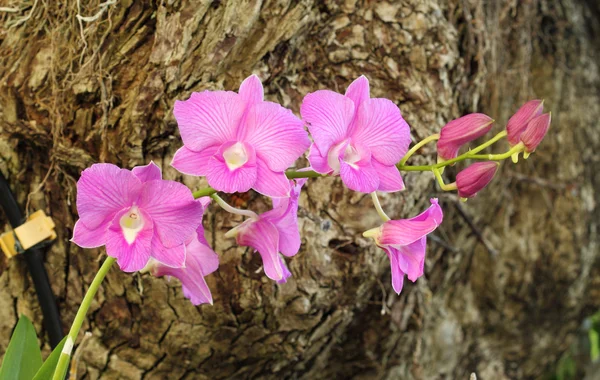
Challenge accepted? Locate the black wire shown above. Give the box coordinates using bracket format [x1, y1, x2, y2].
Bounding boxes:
[0, 171, 63, 348]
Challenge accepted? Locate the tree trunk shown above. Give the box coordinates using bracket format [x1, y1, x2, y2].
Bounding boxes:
[1, 0, 599, 379]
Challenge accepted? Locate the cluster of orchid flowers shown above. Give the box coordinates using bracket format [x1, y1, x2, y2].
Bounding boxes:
[51, 74, 550, 378]
[71, 75, 550, 305]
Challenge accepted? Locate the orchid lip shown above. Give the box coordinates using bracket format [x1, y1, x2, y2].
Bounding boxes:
[119, 205, 144, 244]
[327, 140, 363, 173]
[222, 141, 249, 170]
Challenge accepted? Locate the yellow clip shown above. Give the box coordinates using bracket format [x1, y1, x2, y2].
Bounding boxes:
[0, 210, 56, 258]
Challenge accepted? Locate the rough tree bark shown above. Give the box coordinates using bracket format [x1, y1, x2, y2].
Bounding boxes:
[0, 0, 599, 379]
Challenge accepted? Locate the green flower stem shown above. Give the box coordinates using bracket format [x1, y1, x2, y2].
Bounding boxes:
[398, 133, 440, 166]
[210, 193, 259, 220]
[432, 168, 457, 191]
[193, 187, 217, 199]
[397, 130, 510, 172]
[370, 192, 391, 222]
[190, 130, 511, 195]
[53, 257, 116, 380]
[469, 142, 524, 161]
[285, 169, 322, 179]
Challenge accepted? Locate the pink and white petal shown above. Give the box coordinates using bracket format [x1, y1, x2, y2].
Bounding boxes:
[174, 91, 245, 152]
[307, 144, 332, 174]
[396, 237, 426, 282]
[152, 245, 216, 305]
[76, 164, 142, 230]
[379, 199, 443, 246]
[171, 145, 219, 177]
[237, 220, 285, 282]
[132, 161, 162, 183]
[276, 226, 301, 257]
[242, 102, 310, 171]
[372, 159, 405, 192]
[406, 198, 443, 224]
[276, 257, 292, 284]
[138, 180, 203, 248]
[238, 74, 264, 107]
[300, 90, 355, 154]
[264, 181, 303, 257]
[351, 98, 411, 165]
[264, 177, 304, 220]
[198, 196, 211, 211]
[385, 247, 405, 295]
[71, 219, 108, 248]
[186, 234, 219, 275]
[339, 159, 380, 193]
[105, 209, 154, 272]
[151, 238, 186, 269]
[345, 75, 370, 112]
[206, 156, 258, 194]
[252, 159, 290, 197]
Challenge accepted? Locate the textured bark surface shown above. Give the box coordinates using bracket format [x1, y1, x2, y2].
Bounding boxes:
[0, 0, 599, 379]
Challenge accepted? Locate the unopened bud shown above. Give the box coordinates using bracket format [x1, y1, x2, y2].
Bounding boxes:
[437, 114, 494, 161]
[520, 113, 551, 154]
[456, 162, 499, 198]
[506, 99, 544, 145]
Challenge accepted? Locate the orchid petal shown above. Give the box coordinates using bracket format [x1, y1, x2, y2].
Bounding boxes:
[372, 159, 405, 192]
[237, 219, 284, 281]
[132, 161, 162, 183]
[151, 237, 186, 268]
[396, 237, 426, 282]
[171, 145, 219, 176]
[71, 220, 107, 248]
[242, 101, 309, 171]
[138, 180, 203, 248]
[238, 74, 264, 107]
[385, 247, 405, 295]
[301, 90, 355, 155]
[253, 159, 290, 197]
[307, 144, 332, 174]
[76, 164, 142, 230]
[264, 180, 304, 256]
[276, 257, 292, 284]
[174, 91, 245, 152]
[351, 98, 410, 165]
[152, 237, 218, 305]
[379, 199, 443, 246]
[345, 75, 370, 112]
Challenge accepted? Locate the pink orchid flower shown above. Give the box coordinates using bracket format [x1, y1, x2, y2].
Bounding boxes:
[226, 179, 306, 283]
[171, 75, 310, 197]
[363, 198, 443, 294]
[149, 198, 219, 305]
[72, 162, 203, 272]
[300, 76, 411, 193]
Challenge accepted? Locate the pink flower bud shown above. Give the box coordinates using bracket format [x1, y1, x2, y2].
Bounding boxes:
[456, 162, 499, 198]
[437, 113, 494, 161]
[506, 99, 544, 145]
[520, 113, 551, 153]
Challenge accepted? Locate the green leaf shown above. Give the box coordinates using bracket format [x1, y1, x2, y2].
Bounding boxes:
[0, 315, 43, 380]
[32, 337, 66, 380]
